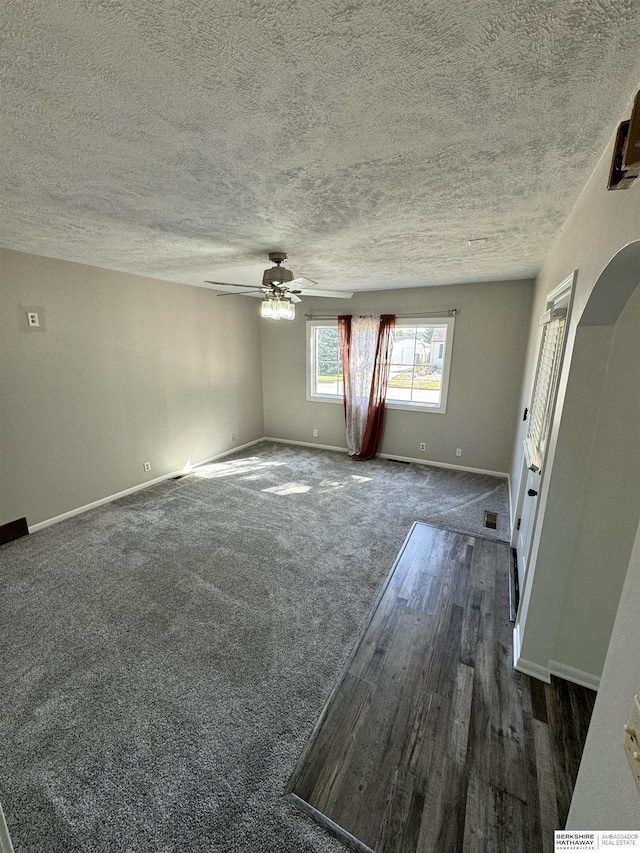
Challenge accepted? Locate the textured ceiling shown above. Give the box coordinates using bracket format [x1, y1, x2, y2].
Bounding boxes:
[1, 0, 640, 292]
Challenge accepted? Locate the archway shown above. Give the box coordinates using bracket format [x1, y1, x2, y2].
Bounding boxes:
[514, 240, 640, 686]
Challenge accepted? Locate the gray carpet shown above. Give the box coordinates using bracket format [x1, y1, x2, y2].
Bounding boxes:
[0, 441, 509, 852]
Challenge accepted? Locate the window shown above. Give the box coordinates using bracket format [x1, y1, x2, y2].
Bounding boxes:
[526, 315, 565, 468]
[386, 319, 454, 411]
[307, 317, 455, 413]
[526, 308, 567, 470]
[307, 323, 344, 398]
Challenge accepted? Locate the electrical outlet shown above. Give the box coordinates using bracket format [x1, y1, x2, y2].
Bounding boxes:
[231, 432, 236, 441]
[312, 428, 318, 437]
[419, 442, 426, 451]
[623, 695, 640, 794]
[143, 461, 151, 472]
[456, 448, 462, 457]
[27, 311, 40, 327]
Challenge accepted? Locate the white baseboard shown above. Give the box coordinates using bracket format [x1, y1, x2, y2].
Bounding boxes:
[512, 620, 521, 667]
[514, 656, 552, 684]
[28, 438, 262, 533]
[549, 660, 600, 692]
[263, 437, 509, 479]
[508, 478, 516, 546]
[512, 622, 551, 683]
[262, 437, 349, 454]
[377, 451, 508, 479]
[27, 436, 510, 536]
[512, 625, 600, 690]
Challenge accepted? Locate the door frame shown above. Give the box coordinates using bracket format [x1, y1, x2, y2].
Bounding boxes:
[513, 272, 576, 612]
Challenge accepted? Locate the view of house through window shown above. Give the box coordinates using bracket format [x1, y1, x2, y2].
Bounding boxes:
[388, 325, 448, 405]
[307, 318, 454, 412]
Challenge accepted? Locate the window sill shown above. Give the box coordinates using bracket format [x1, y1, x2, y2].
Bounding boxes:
[307, 394, 342, 404]
[307, 394, 446, 414]
[386, 401, 447, 415]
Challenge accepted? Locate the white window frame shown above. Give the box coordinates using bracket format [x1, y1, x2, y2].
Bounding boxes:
[386, 317, 455, 414]
[306, 316, 455, 414]
[306, 320, 344, 402]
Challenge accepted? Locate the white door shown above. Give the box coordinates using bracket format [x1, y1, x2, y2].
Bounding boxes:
[515, 275, 574, 604]
[516, 451, 542, 590]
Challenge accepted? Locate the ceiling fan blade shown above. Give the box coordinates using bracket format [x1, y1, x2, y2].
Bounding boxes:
[205, 268, 351, 300]
[205, 280, 261, 290]
[297, 288, 353, 299]
[216, 290, 262, 297]
[292, 276, 320, 287]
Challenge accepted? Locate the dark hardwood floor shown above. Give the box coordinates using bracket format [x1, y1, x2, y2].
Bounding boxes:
[287, 523, 596, 853]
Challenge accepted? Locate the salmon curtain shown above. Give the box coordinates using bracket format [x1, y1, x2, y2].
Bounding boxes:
[338, 314, 395, 461]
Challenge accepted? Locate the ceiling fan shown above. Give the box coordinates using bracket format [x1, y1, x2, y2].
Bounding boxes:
[205, 252, 353, 320]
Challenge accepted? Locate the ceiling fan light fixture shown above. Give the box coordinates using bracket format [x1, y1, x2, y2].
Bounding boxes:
[260, 296, 276, 318]
[209, 250, 352, 313]
[276, 298, 295, 320]
[260, 295, 295, 320]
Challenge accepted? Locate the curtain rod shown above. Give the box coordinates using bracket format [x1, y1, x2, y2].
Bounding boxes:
[304, 309, 457, 320]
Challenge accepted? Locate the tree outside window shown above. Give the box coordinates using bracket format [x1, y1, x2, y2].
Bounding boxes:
[307, 317, 454, 413]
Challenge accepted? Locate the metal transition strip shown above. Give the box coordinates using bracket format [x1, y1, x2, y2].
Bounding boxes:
[0, 803, 15, 853]
[284, 521, 422, 853]
[284, 524, 420, 796]
[285, 522, 427, 851]
[286, 793, 376, 853]
[509, 548, 520, 623]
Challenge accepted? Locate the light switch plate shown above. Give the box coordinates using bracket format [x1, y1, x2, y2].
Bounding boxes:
[623, 694, 640, 795]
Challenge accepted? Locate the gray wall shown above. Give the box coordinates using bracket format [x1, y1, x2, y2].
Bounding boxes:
[509, 85, 640, 826]
[568, 511, 640, 829]
[512, 96, 640, 683]
[554, 284, 640, 677]
[0, 249, 265, 527]
[262, 279, 534, 476]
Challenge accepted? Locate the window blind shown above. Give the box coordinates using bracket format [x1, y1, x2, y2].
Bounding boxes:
[526, 313, 566, 469]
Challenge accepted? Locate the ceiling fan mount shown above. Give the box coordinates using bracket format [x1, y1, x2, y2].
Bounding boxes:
[204, 251, 353, 319]
[262, 252, 295, 289]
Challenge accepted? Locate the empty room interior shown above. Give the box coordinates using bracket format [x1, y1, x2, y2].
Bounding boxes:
[2, 2, 640, 851]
